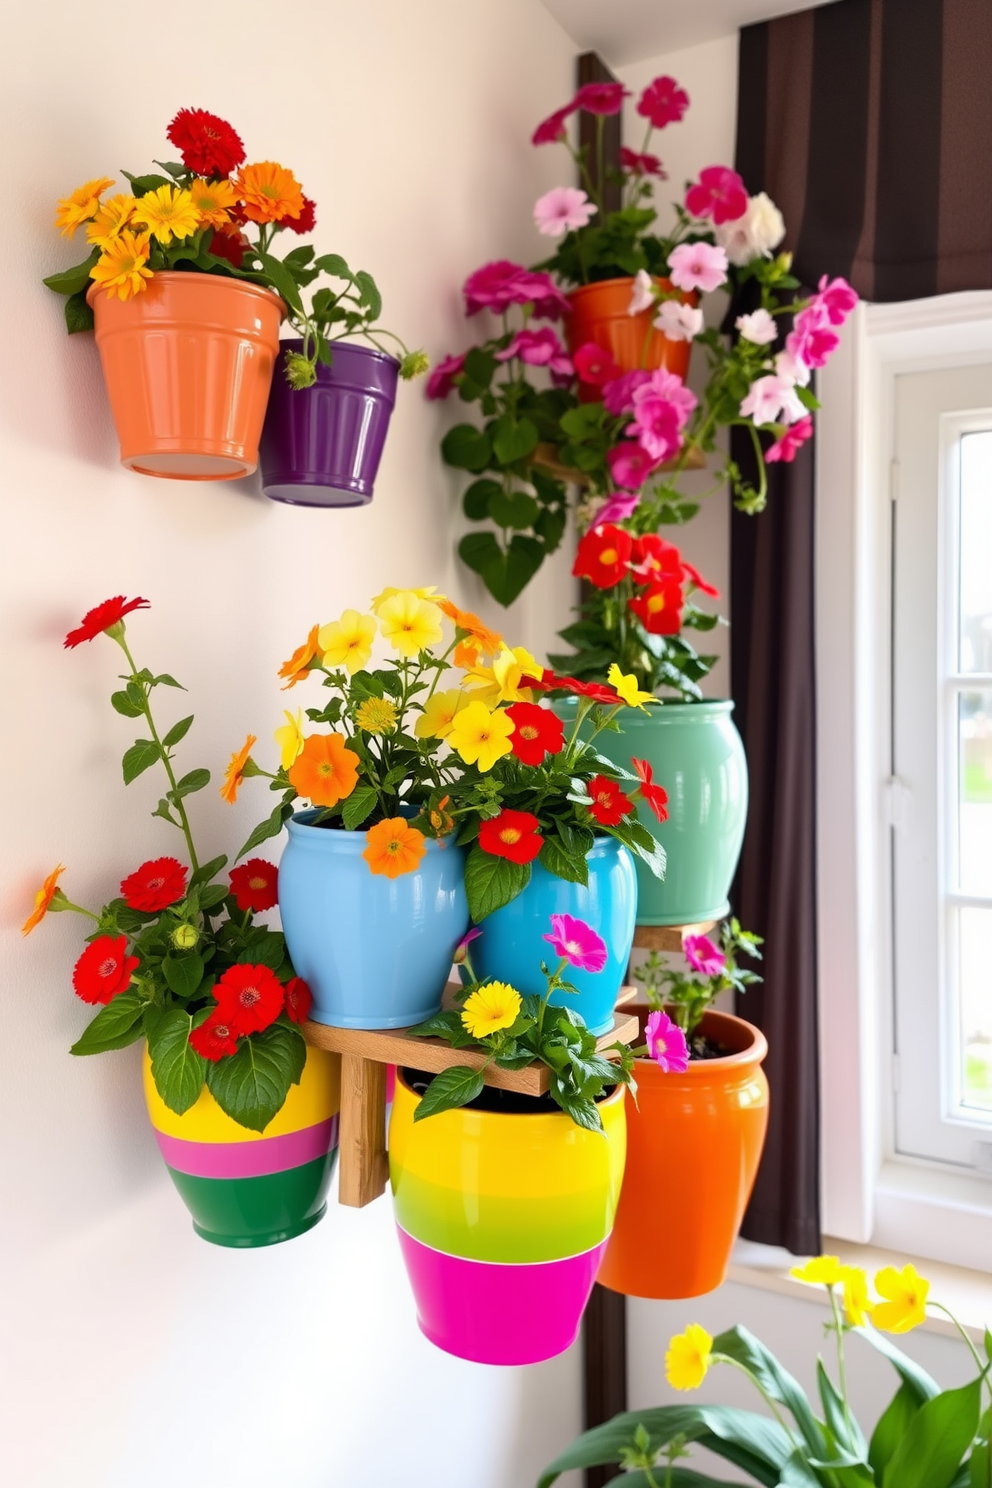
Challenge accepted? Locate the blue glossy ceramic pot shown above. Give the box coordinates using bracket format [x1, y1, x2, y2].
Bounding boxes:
[470, 837, 637, 1037]
[278, 811, 469, 1029]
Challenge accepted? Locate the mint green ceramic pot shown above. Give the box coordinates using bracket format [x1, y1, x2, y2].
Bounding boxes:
[555, 700, 748, 926]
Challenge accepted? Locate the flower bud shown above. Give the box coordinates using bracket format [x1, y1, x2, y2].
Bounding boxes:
[284, 351, 317, 390]
[400, 349, 430, 380]
[172, 923, 199, 950]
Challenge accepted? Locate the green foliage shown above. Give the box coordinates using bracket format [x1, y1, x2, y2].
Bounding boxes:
[205, 1024, 306, 1133]
[462, 847, 531, 922]
[636, 916, 762, 1037]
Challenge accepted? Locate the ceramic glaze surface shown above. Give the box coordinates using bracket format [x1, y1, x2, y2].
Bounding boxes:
[564, 277, 695, 402]
[278, 811, 468, 1029]
[471, 836, 636, 1035]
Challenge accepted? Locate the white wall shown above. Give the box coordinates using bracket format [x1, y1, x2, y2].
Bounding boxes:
[0, 4, 586, 1485]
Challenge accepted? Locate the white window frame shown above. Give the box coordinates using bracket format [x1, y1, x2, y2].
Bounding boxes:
[815, 290, 992, 1272]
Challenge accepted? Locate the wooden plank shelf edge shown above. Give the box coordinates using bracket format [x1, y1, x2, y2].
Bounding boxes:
[631, 919, 717, 954]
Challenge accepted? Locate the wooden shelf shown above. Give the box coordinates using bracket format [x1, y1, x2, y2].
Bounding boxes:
[632, 920, 717, 953]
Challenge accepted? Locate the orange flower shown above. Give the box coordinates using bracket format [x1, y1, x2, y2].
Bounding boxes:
[278, 625, 322, 689]
[189, 176, 238, 228]
[234, 161, 305, 224]
[439, 599, 503, 659]
[363, 818, 427, 879]
[220, 735, 257, 805]
[288, 733, 360, 808]
[21, 864, 66, 935]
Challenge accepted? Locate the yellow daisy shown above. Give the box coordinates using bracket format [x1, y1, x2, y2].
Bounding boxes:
[89, 231, 153, 301]
[85, 194, 138, 248]
[55, 176, 115, 237]
[188, 176, 238, 228]
[461, 981, 522, 1039]
[134, 185, 201, 246]
[355, 697, 398, 735]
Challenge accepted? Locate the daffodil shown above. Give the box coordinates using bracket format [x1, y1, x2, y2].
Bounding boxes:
[274, 709, 305, 770]
[55, 176, 115, 237]
[415, 688, 469, 739]
[790, 1255, 845, 1288]
[134, 184, 201, 245]
[872, 1264, 929, 1334]
[463, 645, 540, 706]
[461, 981, 522, 1038]
[446, 701, 515, 771]
[89, 231, 153, 301]
[841, 1265, 873, 1327]
[85, 194, 138, 248]
[377, 591, 444, 657]
[607, 663, 655, 710]
[665, 1325, 713, 1391]
[318, 610, 376, 674]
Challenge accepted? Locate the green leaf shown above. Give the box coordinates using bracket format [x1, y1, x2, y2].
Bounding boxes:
[70, 990, 147, 1055]
[162, 952, 204, 999]
[43, 247, 100, 296]
[538, 837, 589, 886]
[458, 531, 545, 607]
[341, 783, 378, 831]
[173, 767, 210, 797]
[147, 1006, 207, 1116]
[238, 930, 286, 972]
[313, 252, 351, 279]
[162, 715, 194, 748]
[110, 689, 144, 718]
[882, 1378, 982, 1488]
[713, 1327, 825, 1457]
[205, 1023, 306, 1133]
[122, 739, 161, 784]
[488, 488, 539, 531]
[553, 1088, 604, 1132]
[463, 846, 530, 922]
[492, 414, 539, 465]
[353, 269, 382, 320]
[413, 1066, 485, 1121]
[853, 1326, 940, 1403]
[238, 800, 293, 861]
[65, 290, 95, 334]
[970, 1437, 991, 1488]
[190, 853, 228, 890]
[258, 252, 304, 314]
[406, 1010, 467, 1041]
[817, 1358, 867, 1459]
[601, 1474, 750, 1488]
[441, 423, 492, 473]
[985, 1328, 992, 1365]
[125, 172, 172, 195]
[463, 478, 502, 521]
[870, 1382, 920, 1479]
[152, 673, 185, 689]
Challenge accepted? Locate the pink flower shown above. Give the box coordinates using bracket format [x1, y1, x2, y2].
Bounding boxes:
[654, 300, 704, 341]
[633, 369, 697, 429]
[685, 166, 748, 225]
[628, 395, 683, 462]
[534, 186, 597, 238]
[603, 369, 652, 415]
[645, 1009, 690, 1072]
[637, 75, 689, 130]
[620, 147, 666, 178]
[592, 490, 641, 525]
[463, 260, 570, 320]
[532, 104, 576, 146]
[607, 443, 662, 490]
[426, 351, 466, 400]
[573, 81, 629, 115]
[735, 308, 778, 346]
[683, 933, 726, 976]
[574, 341, 621, 386]
[787, 305, 839, 369]
[627, 269, 656, 316]
[815, 275, 859, 325]
[495, 326, 573, 378]
[668, 241, 728, 294]
[765, 414, 814, 464]
[543, 913, 608, 972]
[453, 927, 482, 966]
[740, 373, 805, 427]
[775, 348, 811, 387]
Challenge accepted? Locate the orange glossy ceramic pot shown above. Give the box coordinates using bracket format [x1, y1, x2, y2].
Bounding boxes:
[597, 1005, 769, 1300]
[565, 276, 696, 402]
[87, 272, 284, 479]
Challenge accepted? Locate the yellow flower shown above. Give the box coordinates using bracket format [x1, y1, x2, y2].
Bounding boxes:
[356, 697, 398, 735]
[85, 194, 138, 247]
[607, 663, 655, 711]
[21, 864, 67, 935]
[363, 817, 427, 879]
[274, 709, 305, 770]
[377, 591, 444, 657]
[220, 735, 257, 805]
[446, 701, 515, 771]
[872, 1264, 929, 1334]
[234, 161, 305, 224]
[278, 625, 322, 689]
[133, 185, 201, 246]
[188, 176, 237, 228]
[318, 610, 376, 674]
[790, 1255, 845, 1288]
[463, 645, 540, 706]
[841, 1266, 873, 1327]
[461, 981, 522, 1038]
[370, 585, 443, 615]
[89, 231, 153, 301]
[665, 1325, 713, 1391]
[55, 176, 115, 237]
[414, 688, 469, 740]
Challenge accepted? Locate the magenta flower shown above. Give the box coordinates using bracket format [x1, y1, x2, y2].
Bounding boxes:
[637, 75, 690, 130]
[453, 927, 482, 966]
[495, 327, 573, 378]
[574, 341, 621, 386]
[543, 914, 608, 972]
[765, 414, 813, 464]
[463, 261, 570, 320]
[534, 186, 597, 238]
[685, 165, 748, 225]
[573, 80, 629, 115]
[620, 147, 666, 179]
[628, 395, 683, 462]
[607, 443, 661, 491]
[786, 305, 840, 369]
[425, 351, 466, 401]
[668, 241, 729, 294]
[645, 1009, 690, 1072]
[592, 489, 641, 525]
[602, 369, 652, 415]
[631, 369, 697, 431]
[814, 275, 859, 325]
[683, 933, 726, 976]
[532, 104, 576, 146]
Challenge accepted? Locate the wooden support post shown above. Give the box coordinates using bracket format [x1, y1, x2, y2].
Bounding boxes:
[337, 1054, 389, 1208]
[582, 1285, 628, 1488]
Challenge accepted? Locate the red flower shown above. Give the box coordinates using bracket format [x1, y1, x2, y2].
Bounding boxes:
[64, 595, 150, 648]
[228, 859, 279, 913]
[632, 758, 669, 823]
[72, 935, 140, 1005]
[631, 533, 682, 582]
[587, 775, 633, 827]
[524, 669, 622, 706]
[628, 579, 684, 635]
[532, 104, 576, 145]
[619, 148, 666, 179]
[208, 225, 248, 267]
[573, 341, 621, 386]
[286, 196, 317, 235]
[685, 165, 748, 225]
[572, 81, 629, 116]
[166, 107, 246, 178]
[637, 75, 690, 130]
[681, 559, 720, 598]
[573, 524, 632, 589]
[284, 977, 312, 1025]
[505, 702, 565, 767]
[189, 1010, 240, 1062]
[479, 809, 544, 865]
[120, 857, 187, 913]
[213, 963, 285, 1035]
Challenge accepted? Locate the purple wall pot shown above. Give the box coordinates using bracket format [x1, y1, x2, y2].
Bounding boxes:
[259, 339, 399, 506]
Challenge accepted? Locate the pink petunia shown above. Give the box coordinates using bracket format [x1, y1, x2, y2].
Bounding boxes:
[683, 933, 726, 977]
[602, 369, 653, 415]
[592, 489, 642, 525]
[637, 75, 689, 130]
[542, 913, 608, 972]
[532, 104, 576, 146]
[740, 373, 806, 427]
[620, 147, 666, 178]
[607, 443, 662, 490]
[786, 305, 839, 369]
[463, 260, 570, 320]
[534, 186, 597, 238]
[628, 394, 683, 462]
[573, 81, 629, 115]
[632, 369, 698, 429]
[495, 326, 573, 378]
[645, 1009, 690, 1072]
[426, 351, 466, 401]
[685, 165, 748, 225]
[765, 413, 814, 464]
[815, 275, 859, 325]
[654, 300, 704, 341]
[574, 341, 621, 386]
[668, 241, 728, 294]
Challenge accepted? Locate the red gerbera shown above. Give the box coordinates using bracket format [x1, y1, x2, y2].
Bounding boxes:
[524, 669, 622, 706]
[213, 962, 285, 1035]
[120, 857, 187, 913]
[72, 935, 140, 1005]
[586, 774, 633, 826]
[628, 578, 684, 635]
[286, 196, 317, 235]
[632, 758, 669, 824]
[166, 107, 246, 178]
[64, 596, 150, 649]
[631, 533, 682, 583]
[505, 702, 565, 767]
[228, 859, 279, 913]
[573, 524, 633, 589]
[189, 1010, 240, 1062]
[478, 808, 544, 865]
[284, 976, 312, 1025]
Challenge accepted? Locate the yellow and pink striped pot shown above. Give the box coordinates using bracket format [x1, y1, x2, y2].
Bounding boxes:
[389, 1072, 626, 1364]
[143, 1046, 340, 1248]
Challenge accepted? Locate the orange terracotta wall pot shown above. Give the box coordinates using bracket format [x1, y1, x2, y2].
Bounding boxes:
[597, 1006, 769, 1300]
[564, 276, 697, 402]
[87, 271, 285, 480]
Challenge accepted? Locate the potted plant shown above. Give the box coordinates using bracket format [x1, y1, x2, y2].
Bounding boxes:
[22, 596, 339, 1247]
[540, 1255, 991, 1486]
[597, 921, 768, 1300]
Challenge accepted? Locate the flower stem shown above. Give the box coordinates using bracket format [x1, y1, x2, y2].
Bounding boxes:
[116, 636, 201, 874]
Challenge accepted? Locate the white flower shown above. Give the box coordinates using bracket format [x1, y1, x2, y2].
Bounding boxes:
[628, 268, 656, 316]
[774, 348, 811, 387]
[735, 308, 777, 345]
[715, 192, 786, 266]
[740, 373, 806, 427]
[654, 299, 704, 341]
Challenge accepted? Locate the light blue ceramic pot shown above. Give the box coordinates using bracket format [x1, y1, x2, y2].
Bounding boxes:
[278, 810, 469, 1029]
[470, 837, 637, 1037]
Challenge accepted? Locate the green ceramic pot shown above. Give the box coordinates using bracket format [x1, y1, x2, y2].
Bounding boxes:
[556, 699, 748, 926]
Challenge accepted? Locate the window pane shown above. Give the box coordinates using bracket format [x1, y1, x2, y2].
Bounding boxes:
[959, 431, 992, 674]
[958, 690, 992, 895]
[959, 906, 992, 1114]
